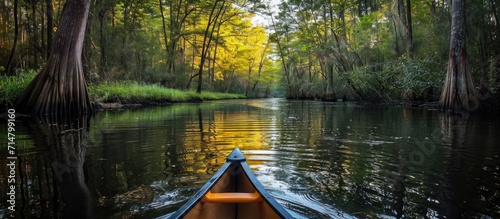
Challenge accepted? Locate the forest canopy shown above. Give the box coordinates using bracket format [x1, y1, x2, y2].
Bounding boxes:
[1, 0, 499, 103]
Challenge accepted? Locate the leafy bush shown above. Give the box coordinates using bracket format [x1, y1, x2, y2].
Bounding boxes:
[340, 56, 445, 101]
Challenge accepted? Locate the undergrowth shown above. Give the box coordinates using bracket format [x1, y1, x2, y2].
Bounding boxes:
[0, 70, 37, 106]
[2, 74, 246, 107]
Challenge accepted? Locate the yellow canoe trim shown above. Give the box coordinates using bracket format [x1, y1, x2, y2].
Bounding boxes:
[202, 191, 263, 203]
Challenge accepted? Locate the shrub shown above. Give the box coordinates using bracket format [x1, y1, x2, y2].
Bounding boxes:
[340, 56, 444, 101]
[0, 70, 37, 106]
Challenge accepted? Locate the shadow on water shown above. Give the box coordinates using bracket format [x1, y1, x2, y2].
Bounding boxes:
[436, 113, 500, 218]
[1, 115, 92, 219]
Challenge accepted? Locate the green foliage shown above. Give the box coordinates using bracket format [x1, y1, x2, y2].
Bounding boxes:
[86, 2, 165, 83]
[1, 0, 498, 103]
[269, 0, 480, 101]
[340, 56, 444, 101]
[0, 69, 37, 106]
[394, 57, 444, 92]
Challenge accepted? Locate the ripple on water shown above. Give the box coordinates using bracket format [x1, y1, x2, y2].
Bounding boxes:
[246, 149, 355, 218]
[4, 100, 499, 218]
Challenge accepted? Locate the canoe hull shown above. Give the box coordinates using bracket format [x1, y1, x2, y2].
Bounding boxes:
[166, 148, 293, 219]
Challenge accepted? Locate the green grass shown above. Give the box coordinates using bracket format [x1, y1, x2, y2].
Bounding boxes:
[2, 73, 246, 106]
[0, 70, 37, 106]
[88, 81, 246, 103]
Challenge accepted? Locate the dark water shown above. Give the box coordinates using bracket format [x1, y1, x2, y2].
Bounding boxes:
[1, 99, 499, 218]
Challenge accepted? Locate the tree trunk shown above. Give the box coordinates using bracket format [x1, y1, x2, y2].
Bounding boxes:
[96, 1, 113, 80]
[406, 0, 413, 57]
[396, 0, 413, 58]
[269, 13, 292, 95]
[323, 3, 337, 101]
[5, 0, 18, 75]
[46, 0, 54, 57]
[391, 12, 401, 55]
[165, 0, 196, 81]
[196, 0, 226, 93]
[159, 0, 168, 56]
[16, 0, 92, 116]
[166, 0, 177, 75]
[324, 63, 336, 101]
[31, 0, 39, 68]
[249, 42, 269, 96]
[439, 0, 480, 113]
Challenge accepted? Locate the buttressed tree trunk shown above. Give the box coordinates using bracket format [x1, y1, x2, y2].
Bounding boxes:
[439, 0, 480, 113]
[16, 0, 92, 116]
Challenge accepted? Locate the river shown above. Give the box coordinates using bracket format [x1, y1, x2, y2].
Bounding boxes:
[0, 99, 499, 218]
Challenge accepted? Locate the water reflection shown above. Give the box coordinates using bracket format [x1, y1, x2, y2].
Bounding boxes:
[1, 100, 499, 218]
[436, 113, 500, 218]
[11, 116, 91, 218]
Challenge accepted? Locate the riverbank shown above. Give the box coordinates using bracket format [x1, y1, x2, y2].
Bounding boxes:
[2, 72, 498, 113]
[0, 73, 246, 111]
[90, 82, 246, 109]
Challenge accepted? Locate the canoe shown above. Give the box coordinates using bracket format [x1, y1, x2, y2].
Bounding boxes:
[166, 148, 293, 219]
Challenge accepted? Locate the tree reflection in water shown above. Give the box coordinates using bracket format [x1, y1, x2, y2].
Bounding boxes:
[3, 100, 498, 218]
[26, 116, 91, 219]
[437, 113, 482, 218]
